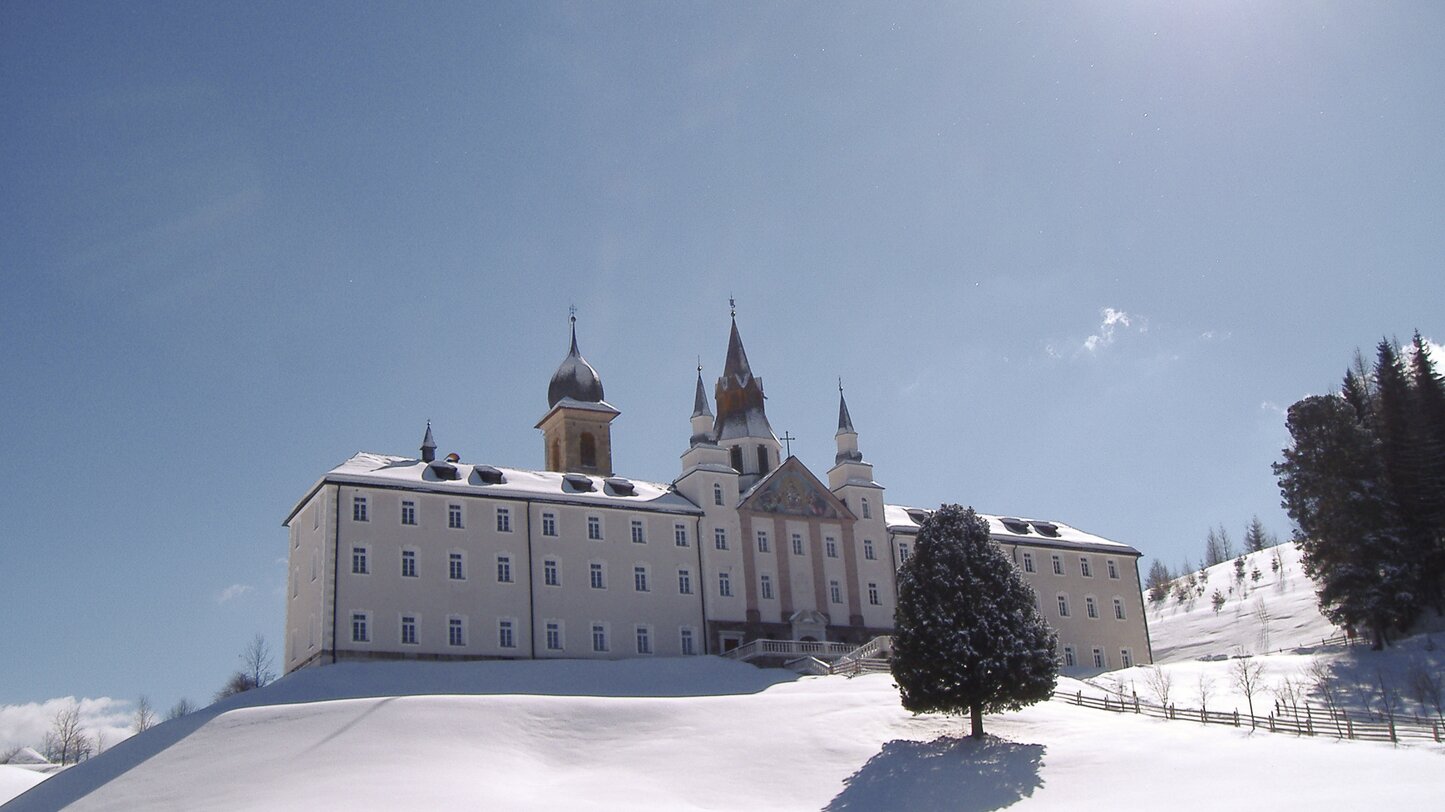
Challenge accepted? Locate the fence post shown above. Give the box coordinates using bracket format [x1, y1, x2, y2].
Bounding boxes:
[1389, 718, 1397, 744]
[1434, 721, 1440, 744]
[1134, 692, 1140, 714]
[1233, 710, 1239, 727]
[1076, 691, 1082, 706]
[1346, 717, 1352, 739]
[1268, 713, 1275, 733]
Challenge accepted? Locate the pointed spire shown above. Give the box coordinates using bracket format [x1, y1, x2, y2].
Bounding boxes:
[837, 378, 855, 435]
[567, 305, 579, 356]
[692, 362, 712, 418]
[421, 421, 437, 463]
[723, 316, 754, 385]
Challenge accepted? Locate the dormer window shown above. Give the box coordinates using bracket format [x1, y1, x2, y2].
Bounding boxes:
[472, 465, 505, 485]
[1000, 518, 1031, 535]
[564, 473, 596, 492]
[605, 477, 636, 496]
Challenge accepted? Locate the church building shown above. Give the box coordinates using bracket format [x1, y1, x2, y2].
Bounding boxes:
[283, 312, 1153, 674]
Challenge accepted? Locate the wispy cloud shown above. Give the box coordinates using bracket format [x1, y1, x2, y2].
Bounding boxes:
[0, 697, 134, 752]
[1056, 307, 1149, 358]
[1260, 400, 1286, 415]
[1406, 336, 1445, 366]
[216, 584, 254, 604]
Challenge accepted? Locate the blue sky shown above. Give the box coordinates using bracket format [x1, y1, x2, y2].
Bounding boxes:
[2, 2, 1442, 712]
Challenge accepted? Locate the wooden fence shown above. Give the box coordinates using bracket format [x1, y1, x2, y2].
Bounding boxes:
[1053, 689, 1444, 745]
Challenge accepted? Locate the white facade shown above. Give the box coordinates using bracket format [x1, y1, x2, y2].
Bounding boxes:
[283, 316, 1152, 674]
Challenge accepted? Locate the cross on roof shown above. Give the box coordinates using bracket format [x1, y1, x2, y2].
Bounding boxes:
[779, 431, 796, 457]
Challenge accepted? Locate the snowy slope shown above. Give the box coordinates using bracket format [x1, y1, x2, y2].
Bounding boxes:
[7, 657, 1443, 811]
[0, 769, 46, 808]
[1147, 542, 1339, 662]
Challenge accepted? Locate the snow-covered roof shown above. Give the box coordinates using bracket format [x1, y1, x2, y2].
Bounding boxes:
[884, 504, 1140, 556]
[284, 453, 702, 525]
[4, 747, 48, 765]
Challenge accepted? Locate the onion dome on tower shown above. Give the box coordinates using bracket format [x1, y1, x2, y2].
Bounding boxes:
[536, 311, 620, 476]
[547, 315, 606, 407]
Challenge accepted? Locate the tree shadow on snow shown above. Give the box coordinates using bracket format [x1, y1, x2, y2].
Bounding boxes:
[825, 735, 1045, 812]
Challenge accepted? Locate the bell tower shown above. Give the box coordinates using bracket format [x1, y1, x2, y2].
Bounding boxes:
[712, 302, 782, 492]
[536, 312, 619, 476]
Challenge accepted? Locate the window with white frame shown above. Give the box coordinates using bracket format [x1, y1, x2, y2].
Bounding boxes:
[1113, 597, 1125, 620]
[756, 530, 770, 553]
[449, 618, 465, 647]
[401, 550, 417, 578]
[680, 627, 696, 655]
[635, 625, 652, 655]
[674, 523, 688, 547]
[1107, 559, 1119, 579]
[634, 565, 649, 592]
[829, 580, 842, 604]
[401, 615, 417, 645]
[678, 568, 692, 594]
[760, 574, 774, 600]
[1120, 648, 1133, 668]
[449, 552, 464, 580]
[1080, 557, 1092, 577]
[401, 500, 416, 526]
[592, 623, 609, 653]
[351, 612, 369, 643]
[899, 543, 910, 562]
[544, 558, 560, 586]
[719, 572, 732, 597]
[631, 519, 646, 543]
[713, 483, 723, 505]
[1022, 551, 1035, 573]
[448, 504, 463, 529]
[1086, 596, 1098, 619]
[590, 562, 605, 589]
[587, 515, 602, 540]
[868, 582, 880, 606]
[862, 498, 871, 519]
[791, 532, 804, 556]
[1057, 594, 1069, 617]
[496, 555, 513, 583]
[352, 546, 368, 575]
[496, 507, 512, 532]
[353, 496, 368, 522]
[1092, 647, 1105, 668]
[1052, 554, 1063, 575]
[714, 528, 728, 550]
[863, 539, 876, 560]
[499, 619, 516, 649]
[542, 512, 557, 537]
[545, 622, 562, 651]
[1063, 646, 1076, 667]
[825, 536, 837, 558]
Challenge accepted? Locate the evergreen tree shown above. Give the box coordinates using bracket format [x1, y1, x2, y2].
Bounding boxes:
[1145, 559, 1172, 604]
[1204, 526, 1232, 568]
[1409, 333, 1445, 600]
[1275, 395, 1420, 647]
[1244, 515, 1270, 553]
[891, 504, 1058, 737]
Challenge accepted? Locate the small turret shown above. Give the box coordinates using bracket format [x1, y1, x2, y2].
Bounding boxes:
[835, 381, 863, 464]
[421, 421, 437, 463]
[690, 365, 715, 447]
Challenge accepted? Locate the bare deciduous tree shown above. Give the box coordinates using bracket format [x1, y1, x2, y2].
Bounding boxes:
[1306, 657, 1346, 734]
[1407, 659, 1444, 719]
[44, 701, 90, 765]
[166, 698, 195, 721]
[133, 695, 156, 734]
[240, 633, 275, 689]
[1196, 673, 1215, 717]
[1143, 665, 1173, 706]
[1231, 655, 1266, 726]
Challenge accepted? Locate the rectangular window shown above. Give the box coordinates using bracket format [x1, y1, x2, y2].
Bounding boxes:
[1114, 598, 1125, 620]
[898, 543, 910, 562]
[351, 547, 368, 575]
[499, 620, 515, 649]
[1063, 646, 1076, 667]
[401, 500, 416, 526]
[1080, 557, 1092, 577]
[545, 622, 562, 651]
[674, 523, 688, 547]
[1092, 647, 1105, 668]
[631, 519, 646, 544]
[496, 555, 513, 583]
[1086, 596, 1098, 619]
[1022, 552, 1035, 573]
[862, 498, 871, 519]
[634, 566, 649, 592]
[1120, 648, 1133, 668]
[401, 550, 417, 578]
[592, 623, 608, 653]
[449, 618, 465, 647]
[401, 615, 416, 645]
[760, 574, 774, 600]
[1057, 595, 1069, 617]
[868, 582, 880, 606]
[1052, 554, 1063, 575]
[448, 504, 463, 529]
[1107, 559, 1119, 579]
[496, 507, 512, 533]
[353, 496, 368, 522]
[791, 533, 804, 556]
[635, 625, 652, 655]
[678, 568, 692, 595]
[590, 562, 605, 589]
[587, 516, 602, 540]
[719, 572, 732, 597]
[713, 483, 724, 505]
[829, 580, 842, 604]
[863, 539, 876, 560]
[680, 628, 695, 656]
[714, 528, 728, 550]
[542, 512, 557, 537]
[351, 613, 369, 643]
[544, 559, 560, 586]
[756, 530, 770, 553]
[449, 553, 464, 580]
[825, 537, 837, 558]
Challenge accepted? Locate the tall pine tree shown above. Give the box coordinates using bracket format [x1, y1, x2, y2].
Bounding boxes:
[1409, 334, 1445, 607]
[1244, 515, 1270, 554]
[891, 504, 1058, 737]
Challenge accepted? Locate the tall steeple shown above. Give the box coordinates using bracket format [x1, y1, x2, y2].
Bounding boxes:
[712, 301, 781, 490]
[536, 310, 620, 476]
[828, 381, 876, 492]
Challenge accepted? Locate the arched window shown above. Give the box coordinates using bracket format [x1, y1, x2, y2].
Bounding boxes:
[861, 498, 871, 519]
[729, 445, 743, 472]
[580, 433, 597, 468]
[713, 483, 724, 506]
[550, 439, 561, 471]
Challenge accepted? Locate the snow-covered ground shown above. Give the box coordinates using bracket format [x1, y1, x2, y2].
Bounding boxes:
[7, 542, 1443, 810]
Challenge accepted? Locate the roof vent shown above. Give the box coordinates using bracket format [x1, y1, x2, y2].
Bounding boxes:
[472, 465, 505, 485]
[563, 473, 596, 492]
[999, 517, 1031, 535]
[604, 477, 636, 496]
[427, 461, 460, 481]
[1030, 521, 1060, 537]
